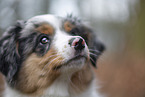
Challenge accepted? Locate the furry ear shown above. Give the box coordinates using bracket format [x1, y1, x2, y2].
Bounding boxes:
[0, 20, 25, 83]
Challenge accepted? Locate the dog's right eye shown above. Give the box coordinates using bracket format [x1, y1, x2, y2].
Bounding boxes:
[40, 37, 49, 44]
[35, 35, 50, 55]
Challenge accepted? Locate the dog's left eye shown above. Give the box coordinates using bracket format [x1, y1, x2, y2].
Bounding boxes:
[40, 37, 49, 44]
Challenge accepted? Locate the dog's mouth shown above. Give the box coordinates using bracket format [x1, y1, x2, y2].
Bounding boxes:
[67, 55, 86, 63]
[53, 55, 87, 70]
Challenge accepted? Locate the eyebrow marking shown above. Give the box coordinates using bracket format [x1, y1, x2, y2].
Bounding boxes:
[36, 23, 54, 35]
[64, 21, 75, 32]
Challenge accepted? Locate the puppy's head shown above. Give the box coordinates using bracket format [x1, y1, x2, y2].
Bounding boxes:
[0, 15, 105, 94]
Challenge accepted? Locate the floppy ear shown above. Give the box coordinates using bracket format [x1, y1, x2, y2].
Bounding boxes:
[0, 21, 25, 83]
[89, 36, 105, 67]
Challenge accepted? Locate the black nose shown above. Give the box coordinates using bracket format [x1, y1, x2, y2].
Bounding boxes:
[69, 37, 85, 51]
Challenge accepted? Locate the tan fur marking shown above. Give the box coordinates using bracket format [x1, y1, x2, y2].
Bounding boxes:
[69, 61, 94, 95]
[15, 48, 64, 96]
[16, 42, 20, 58]
[36, 24, 54, 35]
[64, 21, 75, 32]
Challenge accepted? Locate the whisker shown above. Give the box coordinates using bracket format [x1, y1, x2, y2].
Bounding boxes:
[46, 57, 64, 74]
[39, 53, 58, 65]
[89, 49, 100, 52]
[90, 52, 105, 62]
[89, 49, 106, 62]
[89, 49, 101, 54]
[41, 56, 62, 74]
[89, 52, 98, 57]
[47, 56, 62, 66]
[53, 59, 65, 70]
[89, 49, 107, 59]
[89, 57, 96, 65]
[43, 56, 61, 69]
[46, 52, 58, 59]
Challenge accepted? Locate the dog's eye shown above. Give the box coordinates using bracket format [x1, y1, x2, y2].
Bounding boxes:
[40, 37, 49, 44]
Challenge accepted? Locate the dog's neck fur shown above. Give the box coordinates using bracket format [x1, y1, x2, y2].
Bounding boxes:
[4, 65, 102, 97]
[4, 79, 101, 97]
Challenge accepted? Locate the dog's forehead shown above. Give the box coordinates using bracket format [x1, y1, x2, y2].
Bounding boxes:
[27, 15, 62, 28]
[21, 15, 63, 37]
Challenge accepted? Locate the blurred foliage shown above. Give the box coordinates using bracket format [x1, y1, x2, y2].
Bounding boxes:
[131, 0, 145, 55]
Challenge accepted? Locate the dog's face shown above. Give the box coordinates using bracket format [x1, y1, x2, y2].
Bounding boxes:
[0, 15, 105, 95]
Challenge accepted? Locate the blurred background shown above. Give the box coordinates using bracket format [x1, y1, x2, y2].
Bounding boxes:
[0, 0, 145, 97]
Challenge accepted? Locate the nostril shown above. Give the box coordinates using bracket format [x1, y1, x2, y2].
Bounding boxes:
[70, 37, 85, 51]
[73, 38, 80, 47]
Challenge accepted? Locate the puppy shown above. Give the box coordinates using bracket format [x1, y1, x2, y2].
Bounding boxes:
[0, 14, 105, 97]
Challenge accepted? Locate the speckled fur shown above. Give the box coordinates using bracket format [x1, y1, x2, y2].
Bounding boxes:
[0, 14, 105, 97]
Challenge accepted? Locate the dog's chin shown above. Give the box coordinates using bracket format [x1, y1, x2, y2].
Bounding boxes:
[67, 55, 86, 67]
[54, 55, 87, 73]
